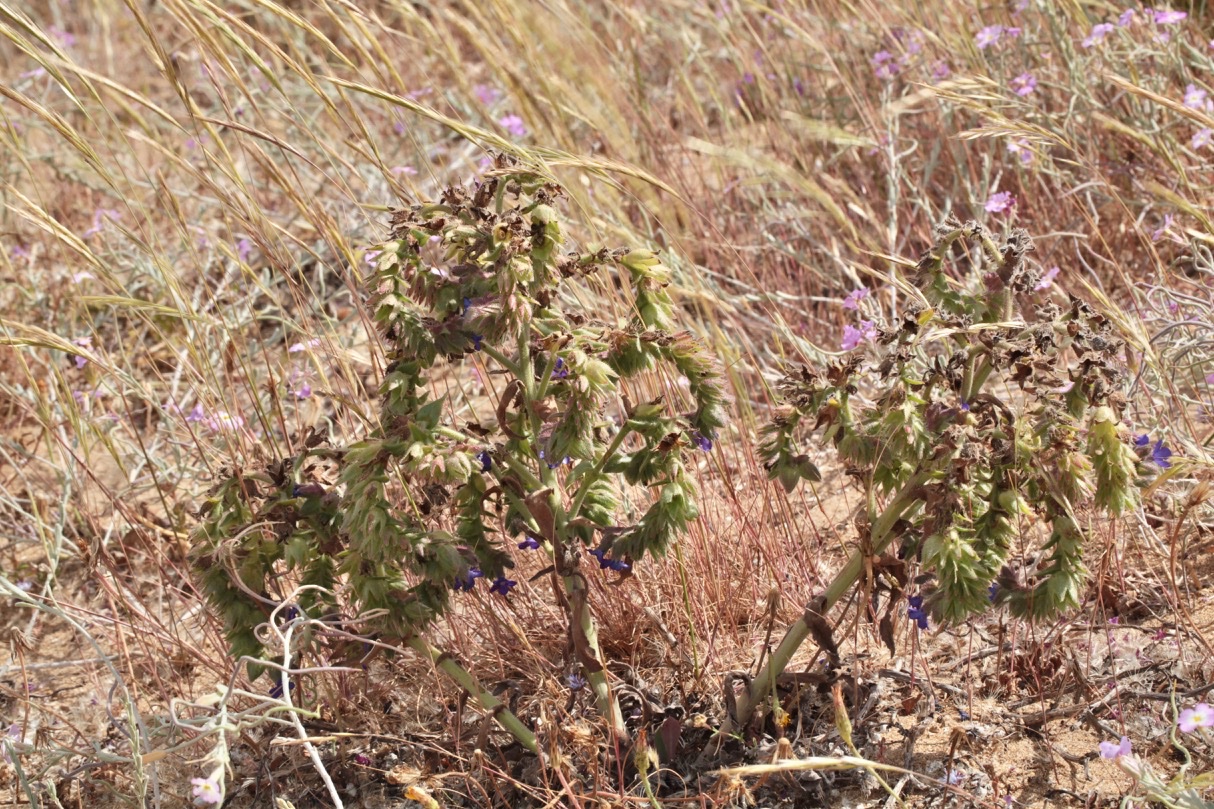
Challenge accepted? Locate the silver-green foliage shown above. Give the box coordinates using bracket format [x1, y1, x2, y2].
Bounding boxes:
[761, 220, 1144, 624]
[192, 158, 727, 677]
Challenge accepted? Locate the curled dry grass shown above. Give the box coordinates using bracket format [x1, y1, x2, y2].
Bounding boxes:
[0, 0, 1213, 806]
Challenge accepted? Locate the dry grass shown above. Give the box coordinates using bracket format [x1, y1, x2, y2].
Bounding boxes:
[1, 0, 1213, 807]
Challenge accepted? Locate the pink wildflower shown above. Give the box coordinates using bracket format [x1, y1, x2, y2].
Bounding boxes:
[1011, 73, 1037, 96]
[236, 238, 253, 263]
[498, 114, 527, 137]
[1118, 10, 1135, 26]
[841, 320, 878, 351]
[1152, 8, 1187, 24]
[1179, 702, 1214, 733]
[872, 50, 900, 80]
[1184, 85, 1212, 111]
[83, 209, 121, 239]
[474, 84, 502, 105]
[975, 25, 1003, 49]
[1034, 266, 1060, 291]
[288, 338, 321, 353]
[1193, 128, 1213, 149]
[985, 191, 1016, 214]
[71, 337, 92, 369]
[1099, 736, 1132, 759]
[1082, 22, 1116, 47]
[191, 772, 224, 805]
[1152, 214, 1175, 241]
[842, 287, 870, 309]
[1006, 138, 1034, 164]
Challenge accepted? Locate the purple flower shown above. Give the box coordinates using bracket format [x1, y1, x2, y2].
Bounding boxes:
[693, 432, 713, 451]
[1192, 128, 1213, 150]
[588, 548, 630, 572]
[1136, 434, 1173, 467]
[988, 583, 999, 602]
[1152, 214, 1175, 242]
[1083, 22, 1116, 48]
[292, 381, 312, 400]
[551, 357, 569, 379]
[1034, 266, 1060, 291]
[49, 27, 76, 48]
[1152, 9, 1187, 24]
[71, 336, 92, 369]
[83, 208, 121, 239]
[975, 25, 1004, 49]
[944, 768, 967, 785]
[288, 337, 321, 353]
[489, 576, 517, 596]
[203, 410, 244, 433]
[454, 568, 484, 592]
[498, 114, 527, 137]
[393, 121, 406, 135]
[567, 672, 587, 690]
[841, 320, 878, 351]
[1118, 10, 1135, 26]
[477, 450, 492, 472]
[474, 84, 502, 105]
[985, 191, 1016, 214]
[391, 165, 418, 176]
[931, 61, 952, 81]
[1006, 138, 1034, 165]
[1099, 736, 1132, 759]
[518, 535, 541, 550]
[1151, 439, 1172, 468]
[842, 287, 870, 310]
[236, 238, 253, 263]
[1010, 73, 1037, 96]
[907, 595, 929, 629]
[1184, 84, 1210, 110]
[1179, 703, 1214, 732]
[191, 772, 224, 805]
[872, 51, 900, 80]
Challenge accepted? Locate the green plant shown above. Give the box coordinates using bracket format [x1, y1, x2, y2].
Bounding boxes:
[191, 156, 727, 746]
[744, 219, 1148, 726]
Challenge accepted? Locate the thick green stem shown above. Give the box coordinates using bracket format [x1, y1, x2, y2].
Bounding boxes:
[731, 471, 933, 728]
[566, 575, 628, 739]
[408, 636, 537, 753]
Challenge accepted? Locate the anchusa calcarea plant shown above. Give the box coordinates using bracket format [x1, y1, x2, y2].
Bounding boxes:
[191, 156, 727, 744]
[740, 219, 1149, 727]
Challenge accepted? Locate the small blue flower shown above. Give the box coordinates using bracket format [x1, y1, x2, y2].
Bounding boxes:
[693, 431, 713, 451]
[552, 357, 569, 379]
[454, 567, 483, 591]
[489, 576, 517, 596]
[588, 548, 629, 572]
[567, 673, 587, 691]
[472, 333, 483, 351]
[518, 535, 541, 550]
[1135, 434, 1173, 468]
[462, 297, 472, 315]
[477, 450, 492, 473]
[907, 595, 929, 630]
[988, 583, 999, 602]
[960, 401, 971, 411]
[268, 680, 295, 699]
